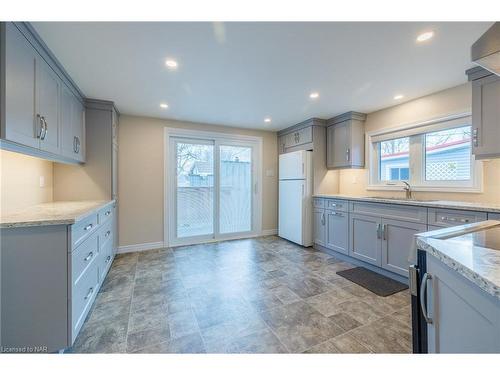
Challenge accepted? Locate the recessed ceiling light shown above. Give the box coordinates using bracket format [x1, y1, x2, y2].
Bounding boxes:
[394, 94, 404, 100]
[264, 118, 271, 123]
[165, 59, 178, 69]
[416, 31, 434, 43]
[309, 92, 319, 99]
[160, 103, 169, 109]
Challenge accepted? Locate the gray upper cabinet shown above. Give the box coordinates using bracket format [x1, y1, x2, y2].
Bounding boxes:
[467, 67, 500, 160]
[277, 118, 325, 154]
[326, 111, 366, 169]
[61, 85, 85, 162]
[381, 219, 426, 277]
[1, 22, 85, 164]
[3, 22, 39, 149]
[37, 55, 61, 154]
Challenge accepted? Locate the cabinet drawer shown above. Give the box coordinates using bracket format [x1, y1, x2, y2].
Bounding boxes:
[428, 208, 487, 228]
[71, 213, 98, 249]
[99, 219, 113, 250]
[349, 201, 427, 224]
[313, 198, 325, 209]
[489, 213, 500, 220]
[72, 231, 99, 284]
[98, 204, 113, 225]
[326, 199, 348, 212]
[71, 262, 99, 342]
[99, 235, 114, 283]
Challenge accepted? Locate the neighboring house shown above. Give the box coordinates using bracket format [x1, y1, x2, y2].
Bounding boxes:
[186, 160, 251, 187]
[381, 139, 471, 181]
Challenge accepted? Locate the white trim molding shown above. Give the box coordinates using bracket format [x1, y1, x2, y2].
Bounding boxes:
[117, 241, 165, 254]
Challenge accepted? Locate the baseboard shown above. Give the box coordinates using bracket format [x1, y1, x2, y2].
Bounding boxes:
[261, 229, 278, 236]
[117, 241, 165, 254]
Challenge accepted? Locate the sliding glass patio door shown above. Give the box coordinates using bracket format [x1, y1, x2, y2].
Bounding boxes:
[169, 136, 259, 246]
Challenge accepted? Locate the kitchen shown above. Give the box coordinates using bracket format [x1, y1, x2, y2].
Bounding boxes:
[0, 10, 500, 369]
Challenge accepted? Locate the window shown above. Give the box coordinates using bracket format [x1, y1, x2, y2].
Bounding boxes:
[425, 126, 471, 181]
[369, 115, 481, 192]
[379, 137, 410, 181]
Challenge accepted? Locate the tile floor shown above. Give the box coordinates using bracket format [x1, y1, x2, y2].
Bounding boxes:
[68, 236, 412, 354]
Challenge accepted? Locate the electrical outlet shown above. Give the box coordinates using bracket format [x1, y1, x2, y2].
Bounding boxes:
[39, 176, 45, 188]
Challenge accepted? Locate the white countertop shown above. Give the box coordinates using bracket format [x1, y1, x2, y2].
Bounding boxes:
[415, 220, 500, 301]
[0, 200, 114, 228]
[313, 194, 500, 213]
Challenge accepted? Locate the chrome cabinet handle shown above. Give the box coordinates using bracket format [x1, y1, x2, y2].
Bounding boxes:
[376, 223, 382, 239]
[105, 230, 111, 238]
[73, 136, 80, 153]
[321, 212, 325, 225]
[40, 117, 47, 140]
[382, 224, 387, 240]
[346, 148, 350, 161]
[84, 223, 93, 231]
[36, 114, 43, 138]
[472, 128, 478, 147]
[106, 255, 111, 263]
[84, 287, 94, 300]
[105, 210, 111, 216]
[84, 252, 94, 262]
[440, 216, 470, 224]
[333, 212, 343, 217]
[420, 273, 433, 324]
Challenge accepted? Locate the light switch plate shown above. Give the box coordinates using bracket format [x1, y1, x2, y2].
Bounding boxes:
[39, 176, 45, 188]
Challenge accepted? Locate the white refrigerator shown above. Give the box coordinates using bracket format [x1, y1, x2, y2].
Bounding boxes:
[278, 150, 313, 246]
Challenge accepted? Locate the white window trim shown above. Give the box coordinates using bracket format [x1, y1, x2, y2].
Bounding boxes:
[367, 112, 483, 193]
[163, 127, 263, 247]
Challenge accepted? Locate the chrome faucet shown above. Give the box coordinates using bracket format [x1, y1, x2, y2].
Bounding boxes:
[402, 181, 412, 200]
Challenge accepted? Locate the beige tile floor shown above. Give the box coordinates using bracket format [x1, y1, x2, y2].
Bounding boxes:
[68, 236, 412, 353]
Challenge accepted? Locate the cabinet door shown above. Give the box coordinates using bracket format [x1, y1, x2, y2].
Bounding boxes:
[4, 23, 39, 148]
[327, 121, 350, 169]
[73, 97, 85, 162]
[349, 213, 381, 265]
[381, 219, 426, 277]
[313, 208, 326, 247]
[326, 209, 348, 255]
[278, 135, 286, 154]
[296, 126, 312, 146]
[60, 84, 75, 158]
[37, 56, 61, 154]
[472, 75, 500, 159]
[425, 255, 500, 353]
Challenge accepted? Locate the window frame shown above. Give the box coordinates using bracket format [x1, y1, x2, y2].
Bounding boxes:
[367, 113, 483, 193]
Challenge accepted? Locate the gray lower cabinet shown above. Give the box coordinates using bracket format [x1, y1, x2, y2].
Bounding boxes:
[0, 202, 116, 352]
[325, 209, 348, 255]
[424, 254, 500, 353]
[313, 208, 326, 247]
[349, 213, 381, 265]
[381, 219, 426, 277]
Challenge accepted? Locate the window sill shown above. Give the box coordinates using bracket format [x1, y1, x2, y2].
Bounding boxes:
[366, 185, 483, 194]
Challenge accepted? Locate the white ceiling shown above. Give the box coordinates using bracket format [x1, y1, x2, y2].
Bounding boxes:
[32, 22, 492, 131]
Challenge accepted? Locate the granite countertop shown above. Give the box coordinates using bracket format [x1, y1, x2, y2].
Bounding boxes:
[313, 194, 500, 213]
[0, 200, 115, 228]
[415, 220, 500, 301]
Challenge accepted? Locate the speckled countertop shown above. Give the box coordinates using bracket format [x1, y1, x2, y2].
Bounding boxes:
[313, 194, 500, 213]
[0, 200, 114, 228]
[415, 220, 500, 301]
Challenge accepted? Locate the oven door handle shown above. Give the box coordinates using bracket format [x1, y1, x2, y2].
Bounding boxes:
[420, 272, 433, 324]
